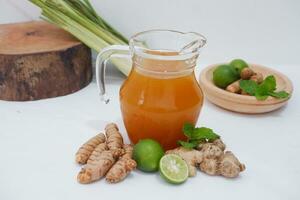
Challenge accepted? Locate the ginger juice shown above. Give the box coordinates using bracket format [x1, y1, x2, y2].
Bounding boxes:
[120, 51, 204, 150]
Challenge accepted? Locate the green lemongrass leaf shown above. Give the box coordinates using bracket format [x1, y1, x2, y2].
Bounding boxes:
[44, 0, 125, 45]
[81, 0, 108, 28]
[239, 80, 258, 95]
[268, 91, 290, 99]
[41, 5, 108, 50]
[67, 0, 98, 21]
[29, 0, 130, 74]
[81, 0, 128, 43]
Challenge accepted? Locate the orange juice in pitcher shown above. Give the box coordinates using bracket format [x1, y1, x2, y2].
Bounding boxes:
[96, 30, 206, 150]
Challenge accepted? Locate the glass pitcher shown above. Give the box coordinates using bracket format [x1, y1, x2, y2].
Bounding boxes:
[96, 30, 206, 150]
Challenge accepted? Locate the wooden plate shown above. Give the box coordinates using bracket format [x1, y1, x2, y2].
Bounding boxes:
[199, 64, 293, 114]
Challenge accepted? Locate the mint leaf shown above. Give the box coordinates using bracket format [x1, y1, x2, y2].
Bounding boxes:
[177, 140, 198, 149]
[192, 127, 220, 141]
[255, 75, 276, 98]
[179, 124, 220, 149]
[255, 94, 269, 100]
[240, 80, 258, 95]
[260, 75, 276, 92]
[182, 123, 194, 138]
[268, 91, 289, 99]
[239, 74, 289, 100]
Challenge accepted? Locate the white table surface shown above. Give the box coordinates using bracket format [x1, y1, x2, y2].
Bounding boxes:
[0, 62, 299, 200]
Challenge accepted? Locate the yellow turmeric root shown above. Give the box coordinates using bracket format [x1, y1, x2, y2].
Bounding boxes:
[105, 123, 124, 150]
[106, 144, 137, 183]
[166, 147, 203, 177]
[77, 149, 123, 184]
[87, 143, 108, 164]
[75, 133, 106, 164]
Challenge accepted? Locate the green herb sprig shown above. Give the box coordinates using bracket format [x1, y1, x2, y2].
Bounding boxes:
[178, 123, 220, 149]
[239, 75, 289, 100]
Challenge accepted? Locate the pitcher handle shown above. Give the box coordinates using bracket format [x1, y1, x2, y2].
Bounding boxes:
[95, 45, 131, 104]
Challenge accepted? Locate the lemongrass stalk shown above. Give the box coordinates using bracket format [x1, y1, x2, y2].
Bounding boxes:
[29, 0, 132, 75]
[41, 3, 131, 75]
[41, 6, 108, 51]
[68, 0, 108, 29]
[44, 0, 125, 45]
[80, 0, 128, 43]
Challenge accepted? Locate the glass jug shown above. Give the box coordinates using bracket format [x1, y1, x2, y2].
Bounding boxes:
[96, 30, 206, 150]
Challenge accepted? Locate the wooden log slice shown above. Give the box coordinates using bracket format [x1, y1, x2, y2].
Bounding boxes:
[0, 21, 92, 101]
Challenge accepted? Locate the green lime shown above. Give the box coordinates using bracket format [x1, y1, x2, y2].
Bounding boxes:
[230, 59, 249, 74]
[133, 139, 164, 172]
[213, 64, 239, 88]
[159, 154, 188, 184]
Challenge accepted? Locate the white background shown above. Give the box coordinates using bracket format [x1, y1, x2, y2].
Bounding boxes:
[1, 0, 300, 65]
[0, 1, 299, 200]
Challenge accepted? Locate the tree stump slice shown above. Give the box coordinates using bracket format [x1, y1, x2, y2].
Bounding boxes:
[0, 21, 92, 101]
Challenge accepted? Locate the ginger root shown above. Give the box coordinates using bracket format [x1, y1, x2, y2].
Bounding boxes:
[218, 151, 245, 178]
[77, 149, 123, 184]
[250, 72, 263, 84]
[227, 69, 264, 95]
[166, 147, 203, 177]
[240, 67, 254, 80]
[200, 151, 245, 178]
[198, 142, 223, 159]
[75, 133, 106, 164]
[226, 80, 241, 94]
[106, 144, 137, 183]
[212, 138, 226, 151]
[169, 139, 245, 178]
[199, 158, 219, 175]
[105, 123, 124, 150]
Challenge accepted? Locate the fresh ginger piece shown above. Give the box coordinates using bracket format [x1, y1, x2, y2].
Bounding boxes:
[226, 80, 241, 94]
[199, 158, 219, 175]
[212, 139, 226, 151]
[106, 144, 137, 183]
[240, 67, 254, 80]
[75, 133, 106, 164]
[77, 149, 123, 184]
[87, 143, 108, 164]
[166, 147, 203, 177]
[250, 72, 263, 84]
[218, 151, 245, 178]
[105, 123, 124, 150]
[199, 151, 245, 178]
[172, 138, 245, 178]
[198, 142, 223, 159]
